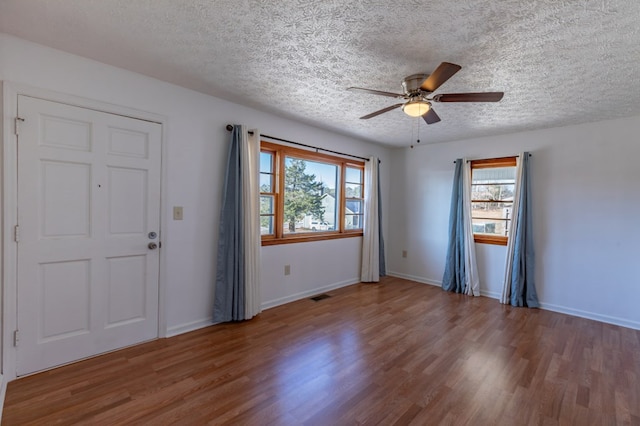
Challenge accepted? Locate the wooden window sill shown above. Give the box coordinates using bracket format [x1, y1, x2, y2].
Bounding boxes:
[262, 231, 363, 246]
[473, 234, 508, 246]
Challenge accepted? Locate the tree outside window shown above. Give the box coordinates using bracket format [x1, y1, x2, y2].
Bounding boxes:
[283, 157, 337, 234]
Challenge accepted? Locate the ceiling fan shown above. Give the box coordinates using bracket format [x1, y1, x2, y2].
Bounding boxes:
[348, 62, 504, 124]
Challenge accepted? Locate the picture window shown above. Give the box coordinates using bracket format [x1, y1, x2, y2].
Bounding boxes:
[260, 142, 365, 245]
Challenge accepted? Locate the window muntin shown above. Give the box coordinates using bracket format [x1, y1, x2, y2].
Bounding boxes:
[470, 157, 516, 245]
[260, 141, 364, 245]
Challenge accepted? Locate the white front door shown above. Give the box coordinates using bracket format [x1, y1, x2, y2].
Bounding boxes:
[16, 95, 162, 376]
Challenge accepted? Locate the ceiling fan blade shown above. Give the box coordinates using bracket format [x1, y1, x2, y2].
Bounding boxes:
[420, 62, 462, 92]
[423, 108, 441, 125]
[347, 87, 405, 98]
[359, 103, 403, 119]
[434, 92, 504, 102]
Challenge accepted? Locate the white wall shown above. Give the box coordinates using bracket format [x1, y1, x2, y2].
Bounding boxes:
[0, 34, 390, 341]
[388, 115, 640, 329]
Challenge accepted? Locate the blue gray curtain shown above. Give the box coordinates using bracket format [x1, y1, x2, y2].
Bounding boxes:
[213, 126, 245, 322]
[442, 159, 466, 293]
[508, 153, 539, 307]
[378, 164, 386, 277]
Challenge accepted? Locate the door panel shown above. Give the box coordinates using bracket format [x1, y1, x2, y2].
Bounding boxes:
[39, 259, 91, 341]
[108, 167, 147, 235]
[41, 161, 92, 238]
[106, 255, 147, 327]
[108, 127, 149, 158]
[16, 95, 162, 376]
[39, 114, 92, 151]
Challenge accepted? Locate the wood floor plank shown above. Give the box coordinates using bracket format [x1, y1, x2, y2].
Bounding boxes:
[3, 276, 640, 425]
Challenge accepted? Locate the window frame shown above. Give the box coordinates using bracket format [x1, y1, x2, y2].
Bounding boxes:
[260, 141, 365, 246]
[470, 156, 517, 246]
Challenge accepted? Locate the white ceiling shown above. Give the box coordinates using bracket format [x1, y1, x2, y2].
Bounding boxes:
[1, 0, 639, 147]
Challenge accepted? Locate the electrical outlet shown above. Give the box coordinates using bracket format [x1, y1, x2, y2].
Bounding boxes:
[402, 250, 407, 258]
[173, 206, 183, 220]
[284, 265, 291, 276]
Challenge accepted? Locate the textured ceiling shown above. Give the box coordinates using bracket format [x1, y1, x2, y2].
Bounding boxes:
[1, 0, 639, 147]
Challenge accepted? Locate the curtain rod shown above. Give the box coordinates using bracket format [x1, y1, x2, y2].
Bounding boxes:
[452, 153, 532, 164]
[226, 124, 369, 162]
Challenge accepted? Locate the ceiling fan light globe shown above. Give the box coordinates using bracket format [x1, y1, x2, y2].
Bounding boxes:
[402, 100, 431, 117]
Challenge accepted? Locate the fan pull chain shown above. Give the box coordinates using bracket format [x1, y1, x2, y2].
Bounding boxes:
[410, 116, 415, 148]
[411, 116, 422, 149]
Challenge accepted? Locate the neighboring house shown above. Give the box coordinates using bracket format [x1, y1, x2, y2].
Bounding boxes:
[301, 193, 356, 230]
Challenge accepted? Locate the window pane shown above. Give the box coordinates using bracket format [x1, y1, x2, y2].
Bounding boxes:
[260, 152, 273, 173]
[471, 184, 514, 201]
[345, 167, 362, 183]
[260, 173, 272, 192]
[260, 216, 273, 235]
[283, 157, 338, 234]
[346, 200, 362, 214]
[345, 183, 362, 198]
[260, 195, 274, 214]
[471, 202, 513, 219]
[472, 167, 515, 181]
[472, 218, 510, 237]
[472, 201, 512, 237]
[345, 214, 363, 230]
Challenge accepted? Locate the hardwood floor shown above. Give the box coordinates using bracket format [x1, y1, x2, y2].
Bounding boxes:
[3, 276, 640, 425]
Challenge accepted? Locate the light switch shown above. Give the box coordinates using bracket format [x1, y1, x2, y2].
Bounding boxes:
[173, 206, 183, 220]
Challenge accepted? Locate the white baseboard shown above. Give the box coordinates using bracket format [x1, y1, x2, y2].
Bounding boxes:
[480, 290, 501, 299]
[386, 271, 441, 287]
[539, 302, 640, 331]
[387, 271, 640, 331]
[166, 273, 640, 338]
[166, 318, 214, 338]
[165, 278, 362, 338]
[388, 271, 502, 299]
[261, 278, 360, 310]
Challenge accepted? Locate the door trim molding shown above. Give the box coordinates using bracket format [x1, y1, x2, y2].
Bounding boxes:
[1, 82, 169, 382]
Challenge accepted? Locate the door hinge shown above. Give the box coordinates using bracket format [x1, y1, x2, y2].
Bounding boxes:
[13, 330, 19, 347]
[15, 117, 25, 136]
[14, 225, 20, 242]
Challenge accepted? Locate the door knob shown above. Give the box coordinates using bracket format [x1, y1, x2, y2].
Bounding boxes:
[148, 242, 158, 250]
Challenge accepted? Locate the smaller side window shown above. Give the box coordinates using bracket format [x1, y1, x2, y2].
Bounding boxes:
[470, 157, 517, 246]
[344, 166, 364, 230]
[260, 150, 276, 236]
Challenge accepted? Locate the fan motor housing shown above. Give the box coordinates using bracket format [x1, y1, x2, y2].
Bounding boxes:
[402, 73, 429, 95]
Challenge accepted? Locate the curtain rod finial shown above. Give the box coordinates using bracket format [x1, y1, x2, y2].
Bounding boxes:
[226, 124, 233, 131]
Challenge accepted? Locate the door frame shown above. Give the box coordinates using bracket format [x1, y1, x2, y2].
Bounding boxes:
[1, 82, 169, 382]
